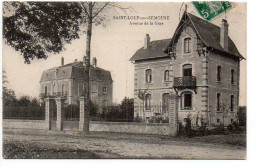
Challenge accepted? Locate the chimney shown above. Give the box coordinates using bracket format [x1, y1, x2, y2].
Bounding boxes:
[61, 57, 64, 66]
[144, 34, 150, 49]
[220, 19, 229, 51]
[92, 57, 97, 68]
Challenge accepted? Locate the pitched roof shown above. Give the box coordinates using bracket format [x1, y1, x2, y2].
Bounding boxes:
[130, 12, 244, 62]
[130, 39, 171, 62]
[40, 61, 112, 82]
[164, 12, 244, 59]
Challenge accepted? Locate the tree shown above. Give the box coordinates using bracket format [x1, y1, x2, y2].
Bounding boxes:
[3, 1, 131, 112]
[137, 89, 148, 121]
[3, 2, 82, 63]
[120, 97, 134, 122]
[2, 70, 17, 107]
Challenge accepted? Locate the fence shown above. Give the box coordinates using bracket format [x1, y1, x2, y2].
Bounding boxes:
[63, 104, 134, 122]
[134, 104, 169, 123]
[3, 106, 45, 120]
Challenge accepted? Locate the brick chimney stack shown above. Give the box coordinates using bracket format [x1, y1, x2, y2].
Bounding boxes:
[61, 57, 64, 66]
[220, 19, 229, 51]
[144, 34, 150, 49]
[92, 57, 97, 68]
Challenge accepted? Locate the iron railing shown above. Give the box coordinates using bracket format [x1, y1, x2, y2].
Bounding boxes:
[174, 76, 196, 88]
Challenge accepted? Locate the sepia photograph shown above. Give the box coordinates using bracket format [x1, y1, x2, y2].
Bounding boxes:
[1, 1, 247, 160]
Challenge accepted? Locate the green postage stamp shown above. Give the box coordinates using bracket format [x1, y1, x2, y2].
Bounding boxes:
[193, 1, 232, 21]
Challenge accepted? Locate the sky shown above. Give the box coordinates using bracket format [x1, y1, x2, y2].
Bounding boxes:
[2, 2, 247, 105]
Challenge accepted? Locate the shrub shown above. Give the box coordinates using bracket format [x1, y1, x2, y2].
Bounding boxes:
[134, 116, 143, 122]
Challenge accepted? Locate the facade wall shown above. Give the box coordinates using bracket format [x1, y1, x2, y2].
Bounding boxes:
[40, 78, 113, 109]
[134, 26, 207, 125]
[208, 52, 240, 126]
[134, 58, 173, 119]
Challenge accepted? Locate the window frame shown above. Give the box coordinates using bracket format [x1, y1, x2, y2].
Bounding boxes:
[181, 91, 193, 110]
[231, 69, 235, 84]
[145, 69, 152, 83]
[217, 93, 221, 111]
[145, 94, 151, 110]
[164, 70, 170, 82]
[45, 86, 48, 96]
[103, 86, 107, 95]
[230, 95, 234, 111]
[184, 37, 191, 53]
[217, 65, 221, 82]
[162, 93, 170, 113]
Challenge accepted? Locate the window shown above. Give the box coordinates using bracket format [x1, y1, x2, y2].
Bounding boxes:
[61, 84, 65, 95]
[78, 83, 84, 96]
[52, 84, 56, 95]
[92, 83, 98, 93]
[164, 70, 170, 81]
[103, 86, 107, 94]
[145, 94, 151, 110]
[145, 69, 152, 83]
[231, 95, 234, 111]
[181, 92, 192, 110]
[184, 38, 191, 53]
[231, 69, 234, 84]
[217, 119, 220, 123]
[183, 64, 192, 76]
[217, 66, 221, 82]
[102, 100, 107, 107]
[45, 86, 48, 96]
[162, 93, 170, 113]
[217, 93, 221, 111]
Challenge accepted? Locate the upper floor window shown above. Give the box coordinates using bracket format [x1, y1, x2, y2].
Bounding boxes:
[217, 66, 221, 82]
[61, 84, 66, 95]
[52, 84, 56, 95]
[181, 92, 192, 110]
[231, 69, 234, 84]
[217, 93, 221, 111]
[145, 94, 151, 110]
[230, 95, 234, 111]
[184, 38, 191, 53]
[164, 70, 170, 81]
[103, 86, 107, 95]
[45, 86, 48, 96]
[183, 64, 192, 77]
[92, 83, 98, 93]
[145, 69, 152, 83]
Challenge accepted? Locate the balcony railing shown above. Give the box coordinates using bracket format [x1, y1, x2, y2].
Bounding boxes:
[174, 76, 196, 88]
[40, 92, 68, 98]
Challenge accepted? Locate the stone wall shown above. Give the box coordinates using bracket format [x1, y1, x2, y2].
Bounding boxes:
[3, 119, 47, 130]
[2, 119, 171, 136]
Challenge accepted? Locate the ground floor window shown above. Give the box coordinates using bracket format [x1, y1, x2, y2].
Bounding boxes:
[181, 92, 192, 110]
[145, 94, 151, 110]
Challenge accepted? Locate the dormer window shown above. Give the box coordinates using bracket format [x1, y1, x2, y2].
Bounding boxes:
[184, 38, 191, 53]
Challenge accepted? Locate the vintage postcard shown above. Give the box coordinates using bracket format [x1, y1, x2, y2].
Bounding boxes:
[2, 1, 246, 159]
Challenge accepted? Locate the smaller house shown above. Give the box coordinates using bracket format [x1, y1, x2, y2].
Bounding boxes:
[40, 57, 113, 110]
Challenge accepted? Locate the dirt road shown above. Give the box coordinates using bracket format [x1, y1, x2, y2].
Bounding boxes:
[3, 129, 246, 159]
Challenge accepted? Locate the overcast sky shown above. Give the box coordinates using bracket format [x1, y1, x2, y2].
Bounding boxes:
[2, 2, 247, 105]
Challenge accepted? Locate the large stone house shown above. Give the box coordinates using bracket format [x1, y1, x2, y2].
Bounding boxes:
[40, 57, 113, 109]
[130, 12, 244, 126]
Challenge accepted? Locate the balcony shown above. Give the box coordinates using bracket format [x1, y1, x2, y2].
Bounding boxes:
[40, 92, 68, 99]
[173, 76, 197, 89]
